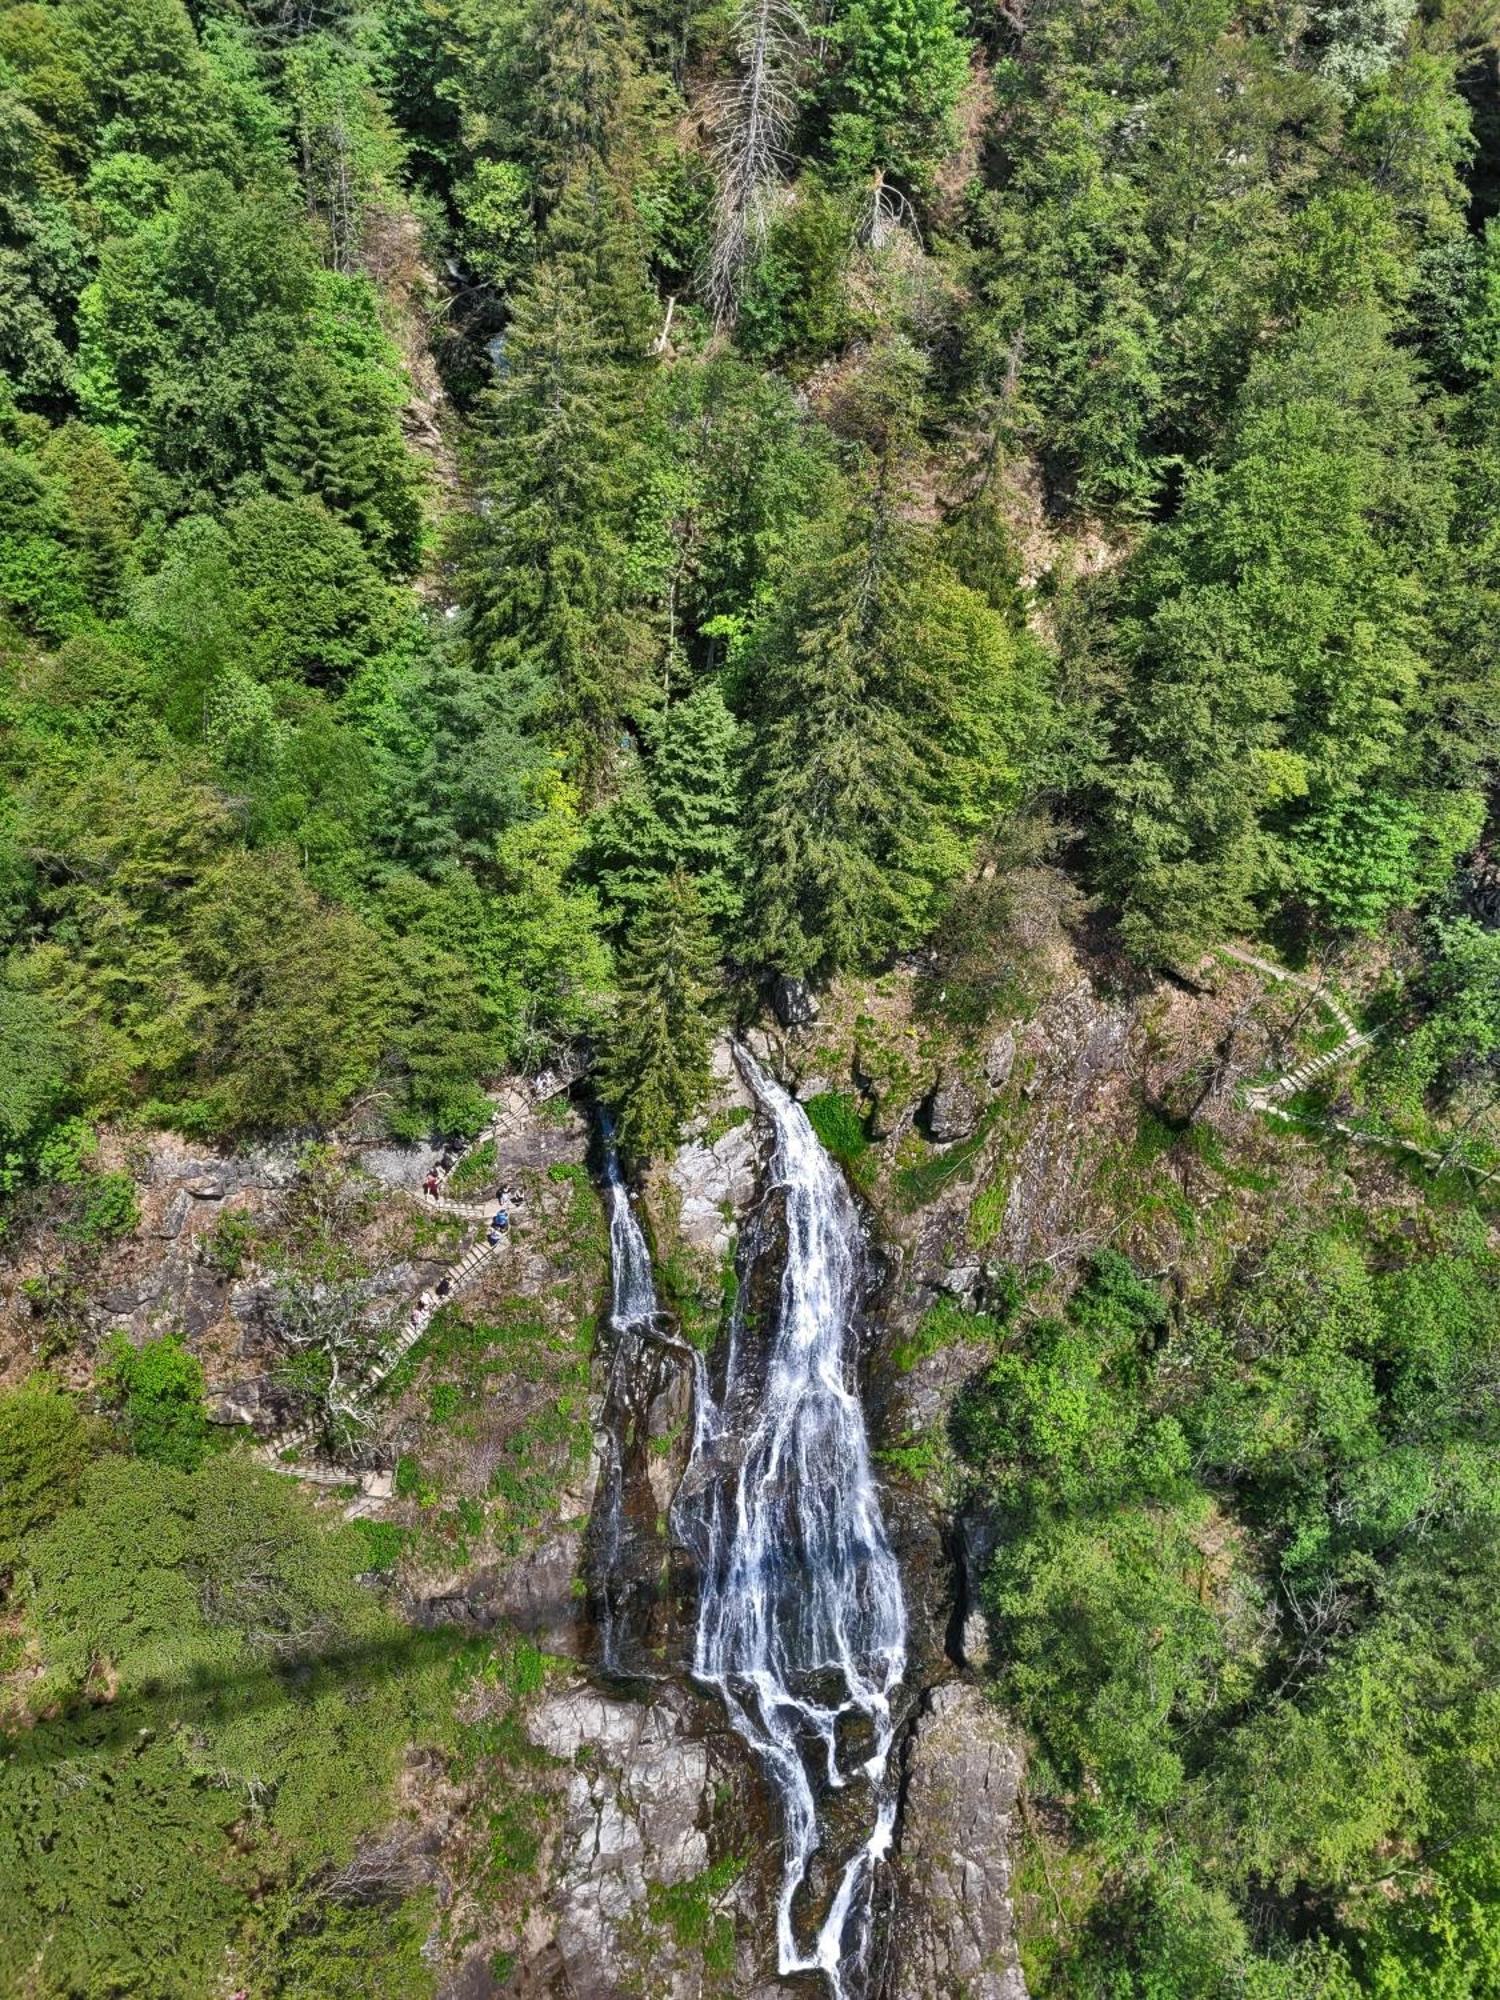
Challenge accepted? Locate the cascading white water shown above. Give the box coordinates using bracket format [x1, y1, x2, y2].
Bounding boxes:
[679, 1048, 907, 1996]
[604, 1139, 659, 1333]
[595, 1134, 662, 1671]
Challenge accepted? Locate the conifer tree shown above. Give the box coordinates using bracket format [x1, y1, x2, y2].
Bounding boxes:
[741, 345, 1028, 975]
[464, 258, 653, 782]
[590, 683, 743, 931]
[1092, 308, 1464, 959]
[598, 869, 716, 1166]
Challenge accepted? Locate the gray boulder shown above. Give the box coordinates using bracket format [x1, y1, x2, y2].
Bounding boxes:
[983, 1029, 1017, 1090]
[924, 1072, 981, 1143]
[771, 975, 819, 1029]
[892, 1681, 1028, 2000]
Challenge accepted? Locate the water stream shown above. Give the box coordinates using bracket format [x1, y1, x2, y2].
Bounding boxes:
[676, 1048, 907, 1996]
[594, 1134, 666, 1673]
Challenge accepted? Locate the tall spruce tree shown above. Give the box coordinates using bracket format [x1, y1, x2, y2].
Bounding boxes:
[589, 682, 743, 931]
[740, 346, 1029, 976]
[598, 869, 716, 1165]
[1092, 308, 1465, 959]
[463, 257, 653, 783]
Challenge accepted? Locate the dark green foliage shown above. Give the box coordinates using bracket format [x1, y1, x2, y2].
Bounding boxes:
[599, 870, 717, 1165]
[744, 502, 1029, 975]
[588, 682, 744, 932]
[0, 0, 1497, 1989]
[462, 255, 653, 776]
[1091, 308, 1473, 961]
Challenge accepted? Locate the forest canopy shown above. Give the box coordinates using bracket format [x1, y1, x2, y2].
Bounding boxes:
[1, 0, 1499, 1992]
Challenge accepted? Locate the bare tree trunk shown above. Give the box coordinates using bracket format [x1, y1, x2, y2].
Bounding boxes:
[705, 0, 805, 322]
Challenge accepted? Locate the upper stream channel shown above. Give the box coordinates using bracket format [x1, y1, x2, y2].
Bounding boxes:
[596, 1048, 908, 1997]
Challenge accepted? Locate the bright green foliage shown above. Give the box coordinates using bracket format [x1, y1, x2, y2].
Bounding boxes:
[0, 1453, 452, 1995]
[827, 0, 971, 183]
[0, 0, 1496, 1987]
[599, 870, 717, 1165]
[968, 1228, 1500, 1993]
[97, 1330, 210, 1469]
[0, 1380, 103, 1572]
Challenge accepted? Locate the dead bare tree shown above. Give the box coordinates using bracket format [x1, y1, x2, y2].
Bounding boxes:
[705, 0, 806, 322]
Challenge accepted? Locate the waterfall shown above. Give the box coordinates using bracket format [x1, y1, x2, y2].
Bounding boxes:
[678, 1048, 907, 1996]
[604, 1139, 659, 1333]
[594, 1134, 663, 1672]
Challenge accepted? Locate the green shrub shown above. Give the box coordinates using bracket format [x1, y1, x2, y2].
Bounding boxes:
[97, 1330, 209, 1470]
[0, 1381, 102, 1573]
[70, 1169, 141, 1243]
[3, 1454, 453, 1994]
[201, 1211, 257, 1279]
[351, 1519, 408, 1573]
[252, 1891, 437, 2000]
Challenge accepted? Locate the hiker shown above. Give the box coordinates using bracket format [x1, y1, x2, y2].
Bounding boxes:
[491, 1208, 509, 1231]
[486, 1226, 500, 1245]
[436, 1277, 452, 1299]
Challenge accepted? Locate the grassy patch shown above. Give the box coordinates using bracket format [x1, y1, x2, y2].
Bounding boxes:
[876, 1435, 943, 1480]
[647, 1853, 742, 1973]
[892, 1295, 1006, 1372]
[803, 1091, 871, 1175]
[895, 1103, 1001, 1208]
[446, 1138, 497, 1197]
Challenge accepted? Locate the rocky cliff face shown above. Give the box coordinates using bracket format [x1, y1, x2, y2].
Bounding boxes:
[14, 923, 1293, 2000]
[890, 1685, 1027, 2000]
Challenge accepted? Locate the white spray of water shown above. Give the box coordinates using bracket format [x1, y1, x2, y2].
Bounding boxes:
[678, 1048, 906, 1995]
[594, 1133, 662, 1671]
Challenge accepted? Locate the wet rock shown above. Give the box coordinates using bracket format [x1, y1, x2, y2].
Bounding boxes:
[983, 1030, 1017, 1090]
[771, 975, 819, 1029]
[892, 1682, 1027, 2000]
[953, 1501, 1003, 1671]
[522, 1684, 714, 1999]
[489, 1533, 593, 1655]
[669, 1120, 759, 1261]
[924, 1073, 981, 1143]
[740, 1026, 781, 1073]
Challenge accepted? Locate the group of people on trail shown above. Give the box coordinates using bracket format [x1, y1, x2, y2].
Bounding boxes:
[421, 1158, 529, 1219]
[409, 1143, 532, 1309]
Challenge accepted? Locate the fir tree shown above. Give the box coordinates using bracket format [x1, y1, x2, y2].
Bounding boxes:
[598, 870, 716, 1166]
[743, 508, 1027, 976]
[464, 258, 653, 783]
[589, 682, 743, 931]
